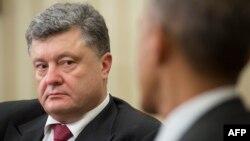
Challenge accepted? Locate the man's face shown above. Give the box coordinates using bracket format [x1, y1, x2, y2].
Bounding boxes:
[138, 13, 160, 114]
[30, 28, 110, 122]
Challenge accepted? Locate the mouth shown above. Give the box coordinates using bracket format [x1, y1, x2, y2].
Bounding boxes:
[47, 92, 67, 99]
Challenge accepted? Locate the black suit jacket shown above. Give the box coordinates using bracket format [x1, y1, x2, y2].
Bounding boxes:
[0, 96, 161, 141]
[179, 98, 250, 141]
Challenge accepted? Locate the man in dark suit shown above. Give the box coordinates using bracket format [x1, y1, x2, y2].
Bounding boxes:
[0, 96, 159, 141]
[0, 3, 160, 141]
[138, 0, 250, 141]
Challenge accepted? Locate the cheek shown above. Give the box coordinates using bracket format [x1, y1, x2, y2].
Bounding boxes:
[138, 46, 154, 88]
[137, 41, 160, 105]
[36, 78, 46, 97]
[138, 59, 157, 107]
[140, 66, 155, 94]
[66, 70, 99, 93]
[65, 72, 102, 107]
[35, 74, 47, 98]
[140, 66, 159, 114]
[35, 77, 47, 106]
[138, 33, 154, 74]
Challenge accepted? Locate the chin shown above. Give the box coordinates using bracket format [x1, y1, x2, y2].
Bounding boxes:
[46, 106, 63, 113]
[47, 107, 72, 117]
[45, 102, 69, 113]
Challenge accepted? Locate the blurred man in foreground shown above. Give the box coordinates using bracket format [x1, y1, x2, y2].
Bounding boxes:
[138, 0, 250, 140]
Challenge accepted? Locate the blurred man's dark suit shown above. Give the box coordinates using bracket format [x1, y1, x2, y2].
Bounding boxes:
[0, 96, 160, 141]
[179, 97, 250, 141]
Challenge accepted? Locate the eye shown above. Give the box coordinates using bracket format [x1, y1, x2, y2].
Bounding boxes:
[35, 63, 48, 70]
[58, 57, 77, 71]
[34, 62, 48, 76]
[61, 60, 75, 66]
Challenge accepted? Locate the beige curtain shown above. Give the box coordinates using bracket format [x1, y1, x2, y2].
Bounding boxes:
[0, 0, 250, 110]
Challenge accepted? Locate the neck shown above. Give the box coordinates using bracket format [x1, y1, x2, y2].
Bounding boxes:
[157, 56, 235, 118]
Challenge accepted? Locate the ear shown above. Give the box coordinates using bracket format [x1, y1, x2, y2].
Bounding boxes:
[100, 52, 112, 79]
[153, 25, 172, 65]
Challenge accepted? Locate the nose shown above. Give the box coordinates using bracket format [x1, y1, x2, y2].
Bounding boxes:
[45, 65, 63, 86]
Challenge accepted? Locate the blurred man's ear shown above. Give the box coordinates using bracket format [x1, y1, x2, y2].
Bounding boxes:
[101, 52, 112, 79]
[153, 25, 172, 66]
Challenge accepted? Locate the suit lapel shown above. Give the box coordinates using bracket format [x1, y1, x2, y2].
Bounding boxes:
[76, 96, 117, 141]
[4, 114, 47, 141]
[3, 122, 21, 141]
[18, 114, 47, 141]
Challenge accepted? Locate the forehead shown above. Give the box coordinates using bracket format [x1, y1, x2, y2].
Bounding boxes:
[30, 28, 87, 59]
[33, 27, 83, 46]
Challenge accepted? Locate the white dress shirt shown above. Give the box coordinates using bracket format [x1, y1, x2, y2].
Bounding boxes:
[155, 86, 237, 141]
[43, 94, 110, 141]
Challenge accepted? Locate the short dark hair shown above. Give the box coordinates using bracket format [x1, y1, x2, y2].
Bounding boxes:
[26, 3, 110, 57]
[151, 0, 250, 81]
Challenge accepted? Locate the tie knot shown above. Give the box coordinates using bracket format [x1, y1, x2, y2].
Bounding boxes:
[53, 124, 73, 141]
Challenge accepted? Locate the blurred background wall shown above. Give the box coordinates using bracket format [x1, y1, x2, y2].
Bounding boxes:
[0, 0, 250, 110]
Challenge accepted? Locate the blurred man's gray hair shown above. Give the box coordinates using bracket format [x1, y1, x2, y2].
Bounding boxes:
[149, 0, 250, 81]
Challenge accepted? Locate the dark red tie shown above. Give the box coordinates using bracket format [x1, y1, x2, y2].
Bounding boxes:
[53, 124, 73, 141]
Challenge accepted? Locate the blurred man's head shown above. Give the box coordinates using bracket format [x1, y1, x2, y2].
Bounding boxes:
[138, 0, 250, 117]
[26, 3, 112, 123]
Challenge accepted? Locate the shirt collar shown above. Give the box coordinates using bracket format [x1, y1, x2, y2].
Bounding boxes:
[155, 85, 237, 141]
[44, 94, 110, 138]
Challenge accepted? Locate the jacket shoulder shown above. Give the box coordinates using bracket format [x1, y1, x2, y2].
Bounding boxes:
[0, 99, 45, 134]
[112, 97, 161, 141]
[180, 98, 250, 141]
[0, 99, 44, 121]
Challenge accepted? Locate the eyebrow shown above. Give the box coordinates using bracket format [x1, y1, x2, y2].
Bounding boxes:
[32, 58, 46, 65]
[55, 52, 81, 61]
[32, 51, 81, 64]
